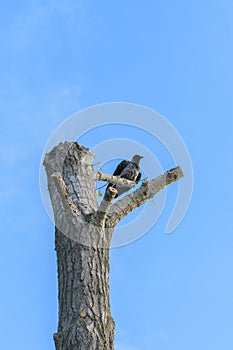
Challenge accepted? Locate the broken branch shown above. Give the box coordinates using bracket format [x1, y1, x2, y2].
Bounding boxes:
[94, 171, 136, 188]
[108, 166, 184, 226]
[96, 187, 118, 227]
[51, 172, 80, 217]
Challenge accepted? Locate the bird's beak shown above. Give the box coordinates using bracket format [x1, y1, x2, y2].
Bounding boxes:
[140, 156, 143, 159]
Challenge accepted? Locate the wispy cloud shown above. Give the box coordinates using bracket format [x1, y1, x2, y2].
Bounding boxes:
[0, 0, 96, 138]
[0, 0, 97, 53]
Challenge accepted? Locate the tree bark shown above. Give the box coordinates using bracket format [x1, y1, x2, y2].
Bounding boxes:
[43, 141, 183, 350]
[53, 228, 115, 350]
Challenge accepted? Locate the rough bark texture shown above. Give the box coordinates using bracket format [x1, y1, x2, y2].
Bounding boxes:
[54, 229, 115, 350]
[43, 141, 183, 350]
[44, 142, 115, 350]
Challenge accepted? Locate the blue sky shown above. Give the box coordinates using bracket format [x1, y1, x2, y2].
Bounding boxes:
[0, 0, 233, 349]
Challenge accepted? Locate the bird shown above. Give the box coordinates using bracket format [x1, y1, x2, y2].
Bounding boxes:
[106, 155, 143, 198]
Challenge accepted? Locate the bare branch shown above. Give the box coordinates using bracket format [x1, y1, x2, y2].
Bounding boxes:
[51, 172, 80, 217]
[108, 166, 184, 226]
[96, 187, 118, 227]
[94, 171, 136, 188]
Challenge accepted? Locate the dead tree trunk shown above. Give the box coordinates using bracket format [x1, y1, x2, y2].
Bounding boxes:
[43, 142, 183, 350]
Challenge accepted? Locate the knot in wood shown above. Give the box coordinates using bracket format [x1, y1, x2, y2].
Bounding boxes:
[79, 309, 87, 318]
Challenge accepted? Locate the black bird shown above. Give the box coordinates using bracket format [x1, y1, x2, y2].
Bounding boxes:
[106, 155, 143, 198]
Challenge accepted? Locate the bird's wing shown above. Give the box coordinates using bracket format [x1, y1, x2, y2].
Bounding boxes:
[114, 163, 140, 197]
[112, 160, 130, 176]
[135, 172, 141, 184]
[105, 160, 130, 192]
[120, 162, 139, 179]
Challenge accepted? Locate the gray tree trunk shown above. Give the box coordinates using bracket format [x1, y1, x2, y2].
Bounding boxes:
[43, 142, 183, 350]
[53, 228, 115, 349]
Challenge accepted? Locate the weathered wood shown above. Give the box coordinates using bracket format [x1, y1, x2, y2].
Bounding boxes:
[96, 187, 118, 228]
[53, 228, 115, 350]
[94, 171, 136, 188]
[108, 166, 184, 226]
[43, 141, 183, 350]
